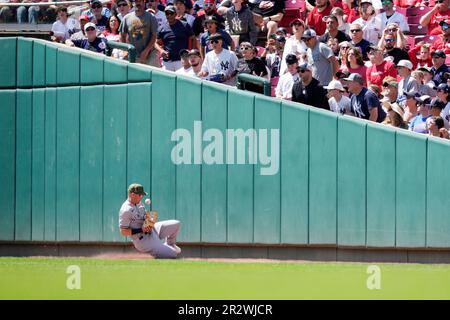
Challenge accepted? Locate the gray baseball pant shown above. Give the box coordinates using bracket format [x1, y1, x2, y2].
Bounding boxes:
[132, 220, 181, 259]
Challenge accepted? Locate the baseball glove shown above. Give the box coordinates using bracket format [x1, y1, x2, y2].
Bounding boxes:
[142, 211, 158, 232]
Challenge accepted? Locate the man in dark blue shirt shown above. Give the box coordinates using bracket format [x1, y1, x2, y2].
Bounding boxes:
[155, 5, 198, 71]
[66, 22, 108, 54]
[431, 50, 450, 86]
[345, 73, 386, 123]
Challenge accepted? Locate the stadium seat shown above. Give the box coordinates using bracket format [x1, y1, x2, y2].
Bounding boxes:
[393, 6, 407, 16]
[416, 35, 437, 44]
[278, 8, 301, 29]
[407, 15, 422, 24]
[285, 0, 304, 9]
[256, 46, 265, 57]
[407, 24, 428, 36]
[406, 6, 431, 17]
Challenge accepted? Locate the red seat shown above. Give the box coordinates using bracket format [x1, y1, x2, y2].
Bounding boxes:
[446, 56, 450, 65]
[393, 6, 407, 16]
[256, 46, 265, 57]
[417, 35, 438, 44]
[407, 15, 422, 24]
[406, 24, 428, 36]
[406, 6, 431, 17]
[285, 0, 304, 9]
[278, 8, 301, 29]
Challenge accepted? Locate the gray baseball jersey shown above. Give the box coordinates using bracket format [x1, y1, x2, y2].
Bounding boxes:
[119, 199, 181, 258]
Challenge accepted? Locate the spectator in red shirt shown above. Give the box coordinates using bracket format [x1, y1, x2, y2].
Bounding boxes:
[419, 0, 450, 35]
[306, 0, 332, 36]
[430, 20, 450, 55]
[366, 45, 397, 87]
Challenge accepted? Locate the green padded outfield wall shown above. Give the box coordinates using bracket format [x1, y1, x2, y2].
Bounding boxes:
[1, 37, 450, 248]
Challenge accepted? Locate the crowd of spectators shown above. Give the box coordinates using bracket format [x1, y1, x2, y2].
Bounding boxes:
[4, 0, 450, 138]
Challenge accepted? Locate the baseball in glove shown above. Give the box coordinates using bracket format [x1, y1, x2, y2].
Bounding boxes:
[142, 211, 158, 233]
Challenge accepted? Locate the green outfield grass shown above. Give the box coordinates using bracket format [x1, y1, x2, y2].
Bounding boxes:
[0, 257, 449, 299]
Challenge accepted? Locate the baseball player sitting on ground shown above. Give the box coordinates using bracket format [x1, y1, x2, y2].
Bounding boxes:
[119, 183, 181, 259]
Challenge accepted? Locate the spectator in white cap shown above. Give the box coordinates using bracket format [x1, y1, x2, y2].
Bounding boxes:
[345, 73, 386, 122]
[396, 60, 419, 101]
[292, 63, 330, 110]
[324, 79, 352, 115]
[65, 22, 108, 54]
[302, 28, 339, 86]
[275, 54, 299, 100]
[353, 0, 382, 46]
[410, 95, 432, 133]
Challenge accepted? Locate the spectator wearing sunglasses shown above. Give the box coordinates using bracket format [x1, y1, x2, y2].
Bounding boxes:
[115, 0, 132, 23]
[410, 95, 432, 133]
[378, 27, 409, 65]
[303, 28, 339, 86]
[200, 15, 234, 59]
[349, 22, 371, 60]
[198, 33, 239, 86]
[156, 5, 198, 71]
[420, 0, 450, 35]
[193, 0, 225, 37]
[430, 20, 450, 56]
[82, 0, 111, 32]
[376, 0, 409, 33]
[237, 42, 268, 93]
[120, 0, 160, 67]
[66, 22, 108, 54]
[292, 63, 330, 110]
[431, 50, 450, 86]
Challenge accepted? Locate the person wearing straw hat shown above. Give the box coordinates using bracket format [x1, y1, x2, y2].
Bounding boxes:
[381, 99, 408, 129]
